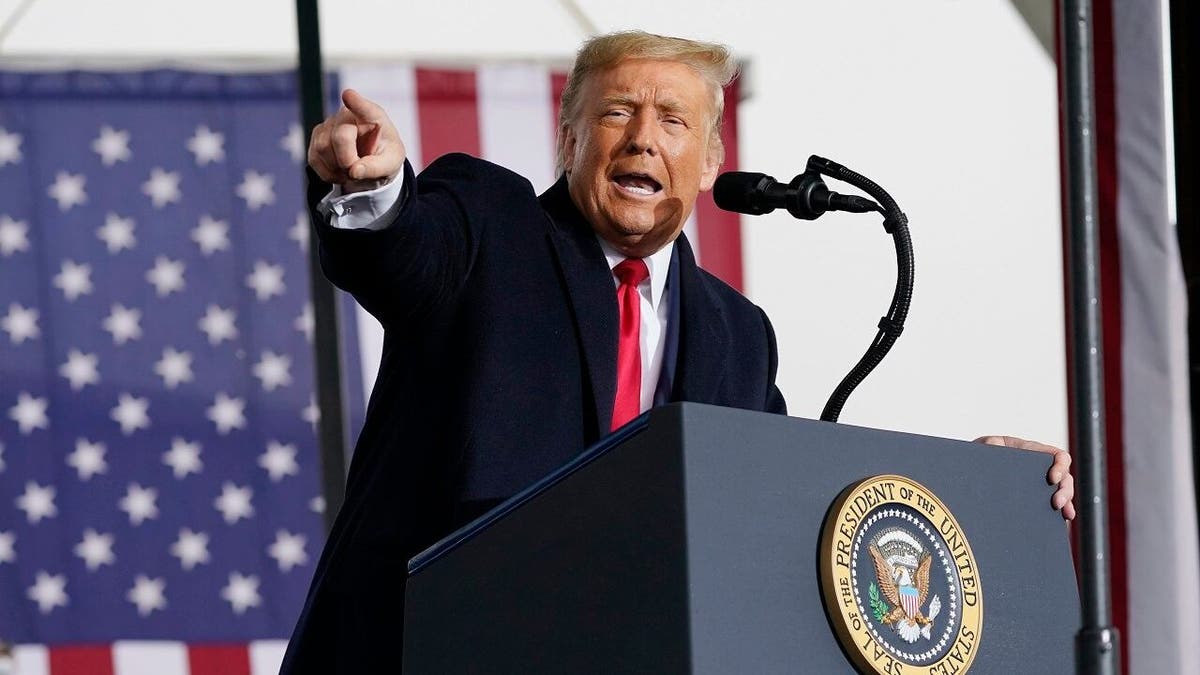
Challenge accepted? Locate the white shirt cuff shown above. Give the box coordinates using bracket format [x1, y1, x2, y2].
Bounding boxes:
[317, 172, 406, 231]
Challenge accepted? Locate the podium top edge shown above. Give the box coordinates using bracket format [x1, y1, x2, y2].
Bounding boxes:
[407, 411, 652, 575]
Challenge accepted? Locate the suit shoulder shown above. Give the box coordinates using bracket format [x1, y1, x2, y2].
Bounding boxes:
[696, 267, 766, 317]
[419, 153, 536, 196]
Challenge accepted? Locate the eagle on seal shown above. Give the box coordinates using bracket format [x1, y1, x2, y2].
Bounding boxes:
[869, 533, 941, 643]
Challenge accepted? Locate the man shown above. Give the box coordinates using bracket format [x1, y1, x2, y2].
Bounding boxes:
[283, 31, 1073, 673]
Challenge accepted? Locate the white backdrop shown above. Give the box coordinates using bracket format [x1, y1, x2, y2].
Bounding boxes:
[0, 0, 1068, 445]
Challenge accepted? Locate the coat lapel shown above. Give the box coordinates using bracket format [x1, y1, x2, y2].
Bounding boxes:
[671, 233, 729, 404]
[540, 179, 618, 437]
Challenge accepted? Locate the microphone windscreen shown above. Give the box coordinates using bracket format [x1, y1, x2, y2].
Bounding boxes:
[713, 171, 773, 215]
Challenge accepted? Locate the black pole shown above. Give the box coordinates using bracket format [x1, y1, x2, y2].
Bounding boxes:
[295, 0, 347, 532]
[1060, 0, 1120, 673]
[1168, 0, 1199, 554]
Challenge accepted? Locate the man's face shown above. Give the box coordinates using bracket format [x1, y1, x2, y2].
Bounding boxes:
[562, 58, 721, 258]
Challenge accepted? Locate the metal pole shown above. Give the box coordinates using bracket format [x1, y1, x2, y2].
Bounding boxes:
[295, 0, 348, 532]
[1060, 0, 1121, 672]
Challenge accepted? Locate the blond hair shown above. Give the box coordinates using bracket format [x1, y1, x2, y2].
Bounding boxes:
[556, 30, 738, 171]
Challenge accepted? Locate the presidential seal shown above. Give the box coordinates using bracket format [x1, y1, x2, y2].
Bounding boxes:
[819, 475, 982, 674]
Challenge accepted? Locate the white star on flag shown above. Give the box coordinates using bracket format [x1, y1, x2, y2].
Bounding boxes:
[9, 392, 49, 434]
[74, 529, 116, 571]
[146, 256, 186, 296]
[66, 438, 108, 480]
[267, 530, 308, 572]
[162, 437, 203, 478]
[103, 304, 143, 345]
[15, 482, 57, 523]
[52, 259, 94, 301]
[246, 260, 285, 301]
[27, 571, 68, 614]
[309, 496, 326, 514]
[91, 125, 132, 166]
[191, 214, 230, 255]
[220, 572, 262, 614]
[154, 347, 194, 389]
[289, 212, 310, 252]
[2, 303, 40, 344]
[170, 528, 211, 570]
[198, 305, 238, 345]
[259, 441, 299, 482]
[253, 351, 293, 391]
[59, 349, 100, 391]
[214, 482, 254, 524]
[294, 303, 314, 343]
[236, 170, 276, 210]
[281, 123, 304, 163]
[111, 393, 151, 435]
[47, 171, 87, 211]
[186, 125, 225, 165]
[119, 483, 159, 526]
[127, 575, 167, 616]
[96, 212, 137, 253]
[302, 396, 320, 432]
[207, 392, 246, 434]
[0, 215, 30, 256]
[0, 127, 23, 166]
[0, 531, 15, 563]
[142, 167, 182, 208]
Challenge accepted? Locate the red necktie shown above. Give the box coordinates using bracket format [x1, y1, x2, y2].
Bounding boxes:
[611, 258, 649, 430]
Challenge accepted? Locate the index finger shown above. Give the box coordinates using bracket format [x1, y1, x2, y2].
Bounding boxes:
[341, 89, 386, 123]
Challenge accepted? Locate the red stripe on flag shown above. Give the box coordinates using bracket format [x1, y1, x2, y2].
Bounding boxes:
[551, 72, 569, 150]
[1090, 3, 1129, 673]
[694, 79, 744, 290]
[49, 645, 113, 675]
[416, 68, 481, 163]
[188, 644, 251, 675]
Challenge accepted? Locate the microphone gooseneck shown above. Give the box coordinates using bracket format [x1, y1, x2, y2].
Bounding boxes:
[713, 155, 912, 424]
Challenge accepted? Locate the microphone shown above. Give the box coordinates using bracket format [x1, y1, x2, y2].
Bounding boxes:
[713, 170, 881, 220]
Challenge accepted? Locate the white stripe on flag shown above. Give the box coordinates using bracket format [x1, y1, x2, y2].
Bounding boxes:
[340, 64, 424, 170]
[12, 644, 49, 675]
[1114, 0, 1200, 671]
[477, 63, 556, 194]
[248, 640, 288, 675]
[112, 641, 187, 675]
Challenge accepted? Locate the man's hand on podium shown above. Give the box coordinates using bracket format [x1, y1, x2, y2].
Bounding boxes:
[975, 435, 1076, 521]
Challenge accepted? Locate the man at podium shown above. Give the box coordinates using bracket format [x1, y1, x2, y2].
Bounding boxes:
[281, 30, 1074, 674]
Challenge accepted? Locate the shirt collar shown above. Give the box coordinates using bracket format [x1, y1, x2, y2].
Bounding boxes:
[595, 235, 673, 312]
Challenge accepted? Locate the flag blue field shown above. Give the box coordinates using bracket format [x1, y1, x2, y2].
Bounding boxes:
[0, 70, 341, 673]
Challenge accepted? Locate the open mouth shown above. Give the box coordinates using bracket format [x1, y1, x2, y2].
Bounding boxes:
[612, 173, 662, 196]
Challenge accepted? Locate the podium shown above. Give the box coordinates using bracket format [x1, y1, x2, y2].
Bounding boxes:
[403, 403, 1078, 673]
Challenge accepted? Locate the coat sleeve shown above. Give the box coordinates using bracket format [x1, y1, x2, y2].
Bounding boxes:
[308, 153, 533, 328]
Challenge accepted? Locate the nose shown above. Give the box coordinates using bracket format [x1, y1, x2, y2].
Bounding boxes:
[623, 109, 658, 156]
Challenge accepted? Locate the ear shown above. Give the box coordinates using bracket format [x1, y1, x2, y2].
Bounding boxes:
[560, 124, 578, 176]
[698, 138, 722, 192]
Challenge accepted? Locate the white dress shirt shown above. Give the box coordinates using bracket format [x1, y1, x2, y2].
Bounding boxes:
[321, 175, 673, 415]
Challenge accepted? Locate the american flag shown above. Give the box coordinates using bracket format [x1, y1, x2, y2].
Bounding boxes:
[0, 64, 743, 674]
[0, 70, 347, 675]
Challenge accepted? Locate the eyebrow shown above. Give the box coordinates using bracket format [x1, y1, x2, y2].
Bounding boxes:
[598, 95, 693, 117]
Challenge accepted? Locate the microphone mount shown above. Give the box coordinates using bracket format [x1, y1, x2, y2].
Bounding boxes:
[715, 155, 913, 423]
